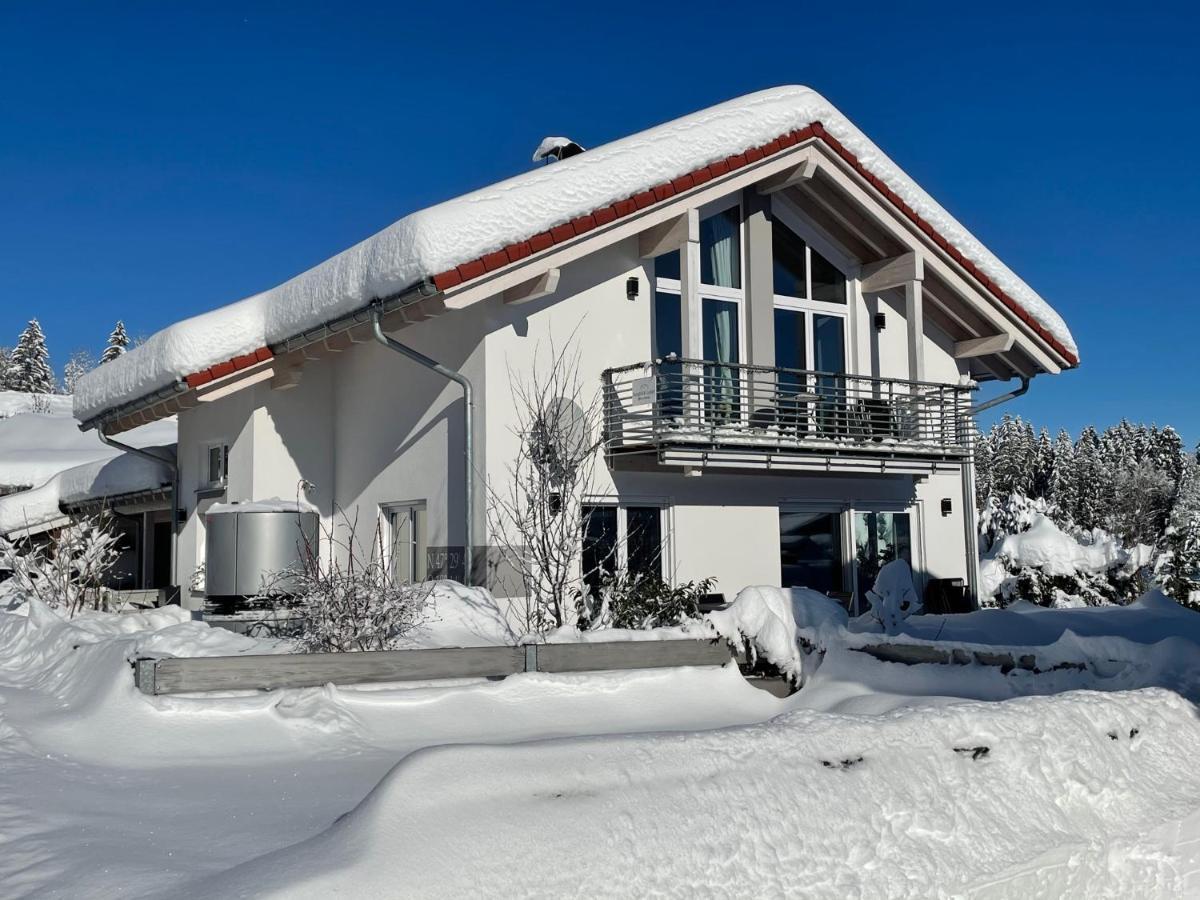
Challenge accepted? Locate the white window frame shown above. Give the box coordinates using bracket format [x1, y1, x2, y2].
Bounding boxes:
[581, 499, 672, 584]
[778, 500, 922, 614]
[383, 500, 427, 584]
[651, 195, 748, 366]
[202, 441, 229, 489]
[769, 199, 852, 374]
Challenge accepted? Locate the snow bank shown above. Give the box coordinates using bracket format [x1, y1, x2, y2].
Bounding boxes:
[995, 514, 1128, 577]
[401, 581, 517, 648]
[74, 86, 1075, 422]
[191, 688, 1200, 899]
[0, 446, 172, 536]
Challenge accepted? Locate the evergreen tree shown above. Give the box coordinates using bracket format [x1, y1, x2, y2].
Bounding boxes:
[9, 319, 55, 394]
[101, 320, 130, 363]
[0, 346, 11, 391]
[1048, 429, 1076, 512]
[1032, 428, 1054, 498]
[61, 349, 95, 394]
[1158, 457, 1200, 609]
[1073, 426, 1108, 530]
[990, 415, 1035, 497]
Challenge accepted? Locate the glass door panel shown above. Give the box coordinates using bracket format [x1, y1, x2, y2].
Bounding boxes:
[702, 297, 740, 423]
[779, 510, 844, 595]
[813, 314, 846, 437]
[853, 511, 913, 616]
[773, 308, 807, 434]
[653, 291, 683, 421]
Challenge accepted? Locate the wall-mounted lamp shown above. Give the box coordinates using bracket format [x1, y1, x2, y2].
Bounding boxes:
[874, 312, 887, 331]
[626, 276, 640, 301]
[941, 498, 953, 517]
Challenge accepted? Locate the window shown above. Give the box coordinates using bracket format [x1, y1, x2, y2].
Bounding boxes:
[386, 503, 427, 584]
[779, 505, 920, 617]
[770, 216, 849, 436]
[580, 504, 666, 597]
[204, 443, 229, 487]
[853, 511, 913, 616]
[779, 510, 844, 595]
[653, 202, 746, 426]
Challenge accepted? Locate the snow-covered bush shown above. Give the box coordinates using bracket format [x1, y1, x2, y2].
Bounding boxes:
[257, 513, 429, 653]
[708, 585, 848, 686]
[0, 515, 122, 616]
[979, 502, 1151, 608]
[577, 575, 714, 631]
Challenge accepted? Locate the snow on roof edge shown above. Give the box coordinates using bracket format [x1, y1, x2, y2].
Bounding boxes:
[74, 86, 1077, 423]
[0, 449, 174, 537]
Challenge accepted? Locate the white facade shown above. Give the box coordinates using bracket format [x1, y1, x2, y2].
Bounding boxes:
[170, 168, 1016, 615]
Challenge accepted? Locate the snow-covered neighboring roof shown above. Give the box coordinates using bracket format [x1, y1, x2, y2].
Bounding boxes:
[0, 390, 175, 491]
[0, 446, 173, 537]
[74, 86, 1077, 424]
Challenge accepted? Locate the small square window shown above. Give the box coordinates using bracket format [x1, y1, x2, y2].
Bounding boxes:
[205, 444, 229, 486]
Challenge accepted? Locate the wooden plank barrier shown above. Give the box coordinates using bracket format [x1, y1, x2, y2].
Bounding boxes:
[134, 638, 733, 696]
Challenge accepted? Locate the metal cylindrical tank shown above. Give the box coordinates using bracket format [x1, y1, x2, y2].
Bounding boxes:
[204, 502, 318, 599]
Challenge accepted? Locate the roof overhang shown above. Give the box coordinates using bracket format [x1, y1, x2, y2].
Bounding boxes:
[85, 121, 1073, 433]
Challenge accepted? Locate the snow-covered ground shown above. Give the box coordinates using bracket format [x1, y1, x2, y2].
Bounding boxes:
[1, 589, 1198, 898]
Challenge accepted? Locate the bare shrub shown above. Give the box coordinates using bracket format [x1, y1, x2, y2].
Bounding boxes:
[486, 334, 604, 633]
[0, 515, 122, 616]
[257, 508, 431, 653]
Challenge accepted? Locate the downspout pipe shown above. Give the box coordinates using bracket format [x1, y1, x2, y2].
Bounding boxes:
[370, 305, 475, 586]
[970, 375, 1031, 416]
[96, 427, 181, 598]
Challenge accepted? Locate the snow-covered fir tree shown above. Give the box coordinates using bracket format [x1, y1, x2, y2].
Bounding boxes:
[9, 319, 55, 394]
[977, 415, 1200, 608]
[100, 320, 130, 363]
[61, 350, 95, 394]
[0, 346, 12, 391]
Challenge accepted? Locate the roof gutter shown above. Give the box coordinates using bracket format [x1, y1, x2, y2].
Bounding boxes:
[970, 375, 1031, 416]
[96, 428, 180, 595]
[369, 303, 475, 586]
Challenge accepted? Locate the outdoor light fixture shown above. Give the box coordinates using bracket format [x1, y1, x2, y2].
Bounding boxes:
[626, 276, 640, 301]
[874, 312, 887, 331]
[941, 498, 953, 516]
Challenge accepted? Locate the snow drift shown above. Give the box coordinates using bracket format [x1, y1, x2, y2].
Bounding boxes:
[74, 85, 1076, 423]
[190, 688, 1200, 899]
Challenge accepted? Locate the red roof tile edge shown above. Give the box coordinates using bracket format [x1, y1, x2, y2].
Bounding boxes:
[184, 347, 273, 389]
[429, 124, 1077, 368]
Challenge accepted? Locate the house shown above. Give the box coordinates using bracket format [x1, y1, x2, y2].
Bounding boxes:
[0, 390, 177, 599]
[73, 86, 1077, 615]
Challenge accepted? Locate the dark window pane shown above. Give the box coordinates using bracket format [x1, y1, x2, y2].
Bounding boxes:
[773, 308, 805, 371]
[581, 505, 619, 597]
[810, 248, 846, 304]
[626, 506, 662, 584]
[779, 510, 843, 594]
[700, 207, 741, 289]
[653, 291, 682, 359]
[772, 220, 807, 298]
[654, 250, 680, 282]
[813, 315, 845, 374]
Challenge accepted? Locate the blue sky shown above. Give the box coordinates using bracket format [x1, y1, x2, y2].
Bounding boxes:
[2, 2, 1197, 444]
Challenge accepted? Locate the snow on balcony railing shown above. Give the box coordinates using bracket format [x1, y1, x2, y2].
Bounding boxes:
[601, 358, 974, 459]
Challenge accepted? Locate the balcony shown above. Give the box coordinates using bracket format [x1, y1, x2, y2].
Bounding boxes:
[601, 358, 974, 475]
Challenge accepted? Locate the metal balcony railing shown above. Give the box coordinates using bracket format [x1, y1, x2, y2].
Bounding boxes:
[602, 358, 974, 461]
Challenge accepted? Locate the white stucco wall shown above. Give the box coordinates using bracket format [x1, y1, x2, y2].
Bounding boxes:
[175, 182, 979, 609]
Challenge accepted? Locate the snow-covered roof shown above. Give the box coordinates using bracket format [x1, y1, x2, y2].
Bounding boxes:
[0, 391, 175, 491]
[74, 86, 1077, 424]
[0, 447, 173, 537]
